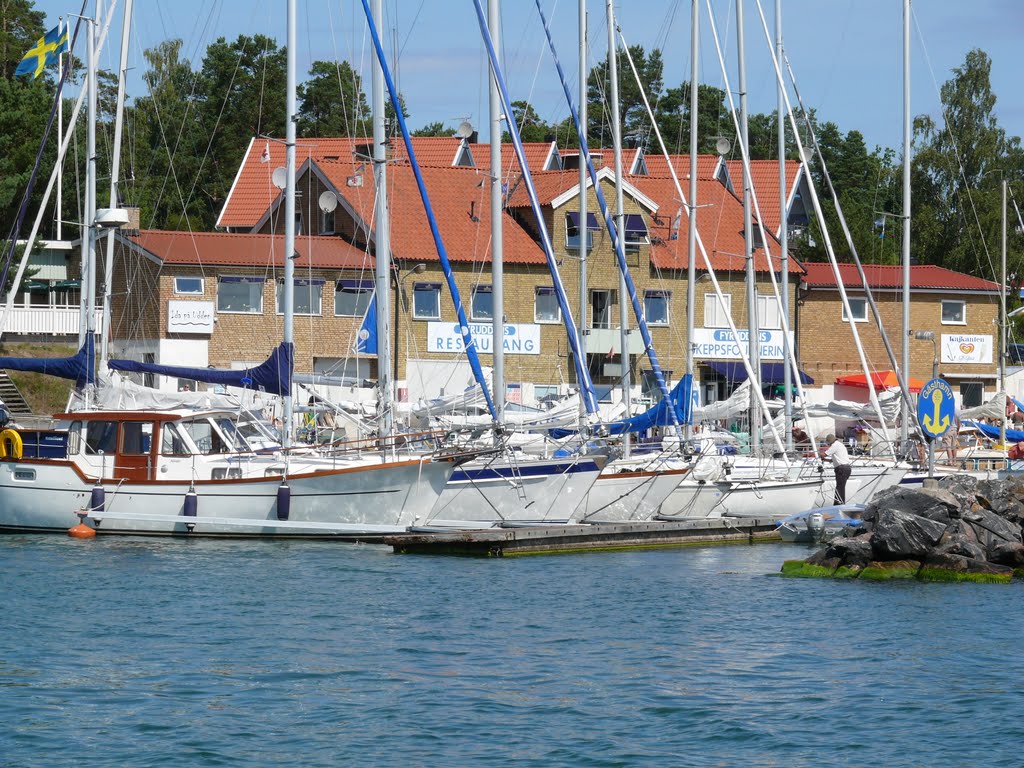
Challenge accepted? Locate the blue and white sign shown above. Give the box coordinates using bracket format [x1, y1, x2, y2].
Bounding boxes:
[427, 322, 541, 355]
[917, 377, 955, 439]
[691, 328, 793, 361]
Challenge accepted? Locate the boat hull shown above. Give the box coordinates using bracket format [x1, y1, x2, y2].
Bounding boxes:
[577, 464, 688, 523]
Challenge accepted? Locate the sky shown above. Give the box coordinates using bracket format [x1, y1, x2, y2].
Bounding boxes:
[27, 0, 1024, 154]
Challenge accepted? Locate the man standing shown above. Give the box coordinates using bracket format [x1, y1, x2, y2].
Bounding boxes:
[821, 433, 852, 505]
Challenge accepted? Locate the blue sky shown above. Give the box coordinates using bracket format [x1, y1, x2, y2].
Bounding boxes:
[31, 0, 1024, 153]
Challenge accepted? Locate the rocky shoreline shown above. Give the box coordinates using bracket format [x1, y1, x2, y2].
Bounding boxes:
[782, 475, 1024, 583]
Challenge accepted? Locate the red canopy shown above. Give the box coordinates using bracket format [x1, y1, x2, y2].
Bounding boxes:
[834, 371, 924, 393]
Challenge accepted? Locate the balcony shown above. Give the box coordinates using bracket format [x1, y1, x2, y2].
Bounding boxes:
[2, 306, 103, 336]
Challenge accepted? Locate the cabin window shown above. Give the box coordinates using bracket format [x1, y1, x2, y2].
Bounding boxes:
[276, 279, 323, 316]
[120, 422, 154, 455]
[757, 294, 782, 330]
[67, 421, 82, 455]
[471, 285, 493, 321]
[941, 300, 966, 325]
[217, 276, 264, 314]
[174, 277, 204, 295]
[644, 290, 670, 326]
[413, 283, 441, 320]
[842, 297, 868, 323]
[181, 419, 228, 455]
[703, 293, 731, 328]
[160, 423, 190, 456]
[85, 421, 118, 455]
[535, 287, 561, 324]
[334, 280, 373, 317]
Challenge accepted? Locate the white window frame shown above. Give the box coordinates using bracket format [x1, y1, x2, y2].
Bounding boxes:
[217, 277, 264, 314]
[173, 277, 204, 296]
[941, 299, 966, 325]
[842, 297, 868, 323]
[644, 291, 670, 327]
[276, 280, 323, 317]
[471, 286, 493, 321]
[756, 294, 782, 330]
[534, 287, 561, 324]
[703, 292, 731, 328]
[412, 283, 441, 320]
[334, 281, 373, 317]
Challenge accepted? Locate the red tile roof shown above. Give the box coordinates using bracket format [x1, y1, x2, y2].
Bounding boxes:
[217, 136, 467, 229]
[802, 263, 1000, 292]
[126, 230, 374, 271]
[725, 159, 803, 236]
[313, 161, 546, 265]
[642, 153, 723, 181]
[467, 141, 559, 174]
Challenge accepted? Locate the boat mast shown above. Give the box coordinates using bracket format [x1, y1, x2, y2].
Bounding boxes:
[900, 0, 911, 451]
[100, 0, 133, 368]
[488, 0, 506, 431]
[371, 0, 393, 445]
[736, 0, 760, 453]
[685, 0, 699, 443]
[606, 0, 631, 458]
[282, 0, 297, 449]
[777, 0, 792, 452]
[1001, 178, 1008, 450]
[81, 3, 98, 381]
[578, 0, 588, 421]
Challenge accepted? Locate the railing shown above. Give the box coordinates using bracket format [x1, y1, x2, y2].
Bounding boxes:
[2, 307, 103, 336]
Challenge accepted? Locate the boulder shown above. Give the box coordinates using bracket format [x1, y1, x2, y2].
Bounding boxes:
[870, 508, 947, 560]
[988, 541, 1024, 568]
[863, 486, 961, 526]
[934, 528, 987, 561]
[920, 553, 1014, 582]
[962, 506, 1023, 554]
[824, 535, 874, 568]
[938, 473, 980, 510]
[976, 479, 1019, 516]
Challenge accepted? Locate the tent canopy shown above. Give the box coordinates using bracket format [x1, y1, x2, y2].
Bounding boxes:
[835, 370, 922, 393]
[705, 361, 813, 386]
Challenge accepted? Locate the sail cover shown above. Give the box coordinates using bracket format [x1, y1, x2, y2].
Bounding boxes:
[108, 342, 293, 396]
[0, 335, 94, 387]
[548, 375, 691, 438]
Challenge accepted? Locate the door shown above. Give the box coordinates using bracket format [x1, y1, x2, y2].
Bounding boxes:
[116, 421, 155, 481]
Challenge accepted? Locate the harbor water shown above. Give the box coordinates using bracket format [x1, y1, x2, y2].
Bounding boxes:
[2, 536, 1021, 767]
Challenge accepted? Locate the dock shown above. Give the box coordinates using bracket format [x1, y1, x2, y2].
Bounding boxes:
[384, 516, 782, 556]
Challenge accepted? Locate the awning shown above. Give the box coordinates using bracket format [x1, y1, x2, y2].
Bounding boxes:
[566, 211, 600, 231]
[834, 370, 923, 393]
[704, 361, 813, 385]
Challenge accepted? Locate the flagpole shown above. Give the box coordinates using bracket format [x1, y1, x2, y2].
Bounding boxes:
[56, 22, 63, 242]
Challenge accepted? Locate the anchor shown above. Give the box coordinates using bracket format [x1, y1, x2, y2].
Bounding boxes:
[922, 388, 950, 435]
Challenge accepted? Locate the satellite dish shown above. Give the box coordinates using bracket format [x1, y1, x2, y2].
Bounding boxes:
[318, 191, 338, 213]
[455, 121, 475, 138]
[271, 167, 287, 190]
[715, 137, 732, 156]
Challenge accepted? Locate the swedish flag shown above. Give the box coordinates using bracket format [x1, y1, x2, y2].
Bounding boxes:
[15, 23, 69, 79]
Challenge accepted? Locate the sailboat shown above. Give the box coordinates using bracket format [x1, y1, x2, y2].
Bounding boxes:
[0, 0, 469, 537]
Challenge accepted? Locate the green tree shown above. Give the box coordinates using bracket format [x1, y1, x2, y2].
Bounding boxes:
[506, 100, 555, 144]
[587, 45, 663, 148]
[0, 0, 44, 79]
[297, 59, 370, 137]
[412, 121, 453, 138]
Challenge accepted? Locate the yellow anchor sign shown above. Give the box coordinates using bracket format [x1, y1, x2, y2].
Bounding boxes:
[917, 378, 955, 439]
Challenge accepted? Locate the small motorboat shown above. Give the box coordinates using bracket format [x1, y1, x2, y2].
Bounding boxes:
[776, 503, 866, 543]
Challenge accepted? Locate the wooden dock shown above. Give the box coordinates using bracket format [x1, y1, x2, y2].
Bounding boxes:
[384, 517, 782, 557]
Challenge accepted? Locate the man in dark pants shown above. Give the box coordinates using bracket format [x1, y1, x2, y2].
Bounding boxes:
[821, 433, 852, 505]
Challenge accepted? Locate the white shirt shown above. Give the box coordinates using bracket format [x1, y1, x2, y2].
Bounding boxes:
[824, 440, 851, 467]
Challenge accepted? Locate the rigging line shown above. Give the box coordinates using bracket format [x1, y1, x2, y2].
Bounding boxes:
[911, 5, 998, 285]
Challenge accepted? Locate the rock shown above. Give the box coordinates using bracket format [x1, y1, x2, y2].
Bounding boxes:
[860, 559, 921, 580]
[805, 549, 841, 568]
[864, 486, 961, 526]
[938, 474, 979, 510]
[977, 479, 1020, 516]
[919, 553, 1014, 583]
[781, 559, 837, 578]
[934, 529, 987, 561]
[988, 541, 1024, 568]
[824, 535, 874, 568]
[871, 508, 947, 560]
[962, 506, 1023, 555]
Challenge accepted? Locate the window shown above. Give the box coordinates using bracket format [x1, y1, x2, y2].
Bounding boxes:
[842, 297, 868, 323]
[320, 208, 336, 235]
[120, 422, 154, 455]
[335, 280, 373, 317]
[160, 423, 190, 456]
[534, 384, 560, 406]
[644, 290, 670, 326]
[535, 287, 561, 323]
[757, 294, 782, 330]
[413, 282, 441, 319]
[941, 299, 966, 325]
[174, 277, 204, 295]
[703, 293, 731, 328]
[623, 213, 648, 251]
[591, 289, 613, 329]
[565, 211, 598, 250]
[85, 421, 117, 455]
[217, 277, 264, 313]
[471, 285, 493, 321]
[277, 279, 324, 316]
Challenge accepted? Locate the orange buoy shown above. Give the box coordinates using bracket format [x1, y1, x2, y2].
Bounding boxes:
[68, 522, 96, 539]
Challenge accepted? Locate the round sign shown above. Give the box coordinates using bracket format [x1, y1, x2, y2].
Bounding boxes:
[917, 378, 955, 439]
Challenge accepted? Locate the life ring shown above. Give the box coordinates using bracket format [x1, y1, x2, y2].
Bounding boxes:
[0, 428, 23, 460]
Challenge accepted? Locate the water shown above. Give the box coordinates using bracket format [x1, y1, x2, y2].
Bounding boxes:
[1, 536, 1021, 767]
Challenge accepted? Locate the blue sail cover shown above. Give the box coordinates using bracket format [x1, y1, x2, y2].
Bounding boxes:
[0, 335, 94, 387]
[964, 420, 1024, 444]
[109, 342, 293, 396]
[549, 375, 692, 439]
[352, 293, 378, 355]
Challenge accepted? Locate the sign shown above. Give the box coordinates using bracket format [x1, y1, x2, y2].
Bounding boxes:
[941, 334, 992, 364]
[917, 377, 955, 439]
[691, 328, 793, 361]
[427, 322, 540, 355]
[168, 300, 214, 334]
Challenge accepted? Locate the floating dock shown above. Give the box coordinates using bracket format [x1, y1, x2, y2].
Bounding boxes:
[384, 517, 781, 557]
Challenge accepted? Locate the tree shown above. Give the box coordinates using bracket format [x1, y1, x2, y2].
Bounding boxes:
[412, 121, 453, 138]
[0, 0, 45, 79]
[587, 45, 663, 149]
[297, 59, 370, 138]
[506, 100, 555, 144]
[652, 83, 728, 155]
